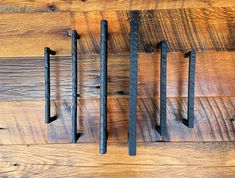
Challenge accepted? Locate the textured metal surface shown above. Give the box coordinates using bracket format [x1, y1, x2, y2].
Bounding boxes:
[71, 30, 79, 143]
[129, 11, 139, 156]
[100, 20, 108, 154]
[187, 50, 196, 128]
[44, 47, 56, 124]
[158, 40, 168, 137]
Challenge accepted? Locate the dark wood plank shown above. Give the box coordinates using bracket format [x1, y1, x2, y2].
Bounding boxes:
[73, 8, 235, 53]
[0, 0, 234, 13]
[0, 142, 235, 177]
[0, 52, 234, 100]
[0, 8, 234, 57]
[0, 97, 234, 144]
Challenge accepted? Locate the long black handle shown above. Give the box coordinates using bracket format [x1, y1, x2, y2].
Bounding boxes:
[44, 47, 56, 124]
[157, 40, 168, 137]
[129, 12, 139, 156]
[186, 50, 196, 128]
[71, 30, 80, 143]
[100, 20, 108, 154]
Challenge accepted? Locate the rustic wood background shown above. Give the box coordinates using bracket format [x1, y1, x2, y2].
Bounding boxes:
[0, 8, 234, 57]
[0, 52, 234, 100]
[0, 0, 234, 177]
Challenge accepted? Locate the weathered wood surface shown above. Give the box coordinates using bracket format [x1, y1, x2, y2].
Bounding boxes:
[73, 8, 235, 53]
[0, 0, 234, 13]
[0, 52, 234, 100]
[0, 97, 234, 144]
[0, 8, 234, 57]
[0, 12, 71, 57]
[0, 142, 235, 177]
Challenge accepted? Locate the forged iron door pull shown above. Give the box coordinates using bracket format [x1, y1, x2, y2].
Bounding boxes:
[157, 40, 168, 137]
[128, 12, 139, 156]
[100, 20, 108, 154]
[44, 47, 56, 124]
[69, 30, 80, 143]
[186, 50, 196, 128]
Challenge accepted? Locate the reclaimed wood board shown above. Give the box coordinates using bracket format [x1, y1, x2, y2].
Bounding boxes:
[0, 12, 71, 57]
[72, 8, 235, 54]
[0, 0, 234, 13]
[0, 52, 234, 100]
[0, 8, 234, 57]
[0, 142, 235, 177]
[0, 97, 234, 144]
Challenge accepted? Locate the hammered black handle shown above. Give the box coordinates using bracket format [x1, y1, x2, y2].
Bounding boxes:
[157, 40, 168, 137]
[44, 47, 56, 124]
[70, 30, 80, 143]
[128, 11, 139, 156]
[100, 20, 108, 154]
[186, 50, 196, 128]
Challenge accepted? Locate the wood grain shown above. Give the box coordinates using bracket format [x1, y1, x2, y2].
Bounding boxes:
[0, 0, 234, 13]
[0, 97, 234, 144]
[0, 8, 234, 57]
[0, 12, 71, 57]
[0, 52, 234, 100]
[73, 8, 235, 54]
[0, 142, 235, 177]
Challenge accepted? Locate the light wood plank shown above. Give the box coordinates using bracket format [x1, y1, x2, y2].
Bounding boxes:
[0, 12, 71, 57]
[0, 97, 234, 144]
[0, 52, 234, 100]
[0, 142, 235, 177]
[0, 0, 234, 13]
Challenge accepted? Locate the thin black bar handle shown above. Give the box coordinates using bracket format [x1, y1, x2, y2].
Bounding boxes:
[129, 12, 139, 156]
[71, 30, 80, 143]
[44, 47, 56, 124]
[186, 50, 196, 128]
[157, 40, 168, 137]
[100, 20, 108, 154]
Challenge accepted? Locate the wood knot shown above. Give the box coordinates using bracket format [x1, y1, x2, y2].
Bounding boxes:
[47, 4, 56, 12]
[13, 163, 20, 166]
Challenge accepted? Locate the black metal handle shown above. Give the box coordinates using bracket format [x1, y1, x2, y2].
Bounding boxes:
[69, 30, 80, 143]
[100, 20, 108, 154]
[157, 40, 168, 137]
[44, 47, 56, 124]
[186, 50, 196, 128]
[128, 11, 139, 156]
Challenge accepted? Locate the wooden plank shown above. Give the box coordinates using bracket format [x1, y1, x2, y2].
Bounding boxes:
[0, 0, 234, 13]
[0, 97, 234, 144]
[0, 52, 234, 100]
[0, 142, 235, 177]
[0, 8, 234, 57]
[73, 8, 235, 53]
[0, 12, 71, 57]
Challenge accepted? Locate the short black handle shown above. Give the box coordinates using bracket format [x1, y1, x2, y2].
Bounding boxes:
[44, 47, 56, 124]
[186, 50, 196, 128]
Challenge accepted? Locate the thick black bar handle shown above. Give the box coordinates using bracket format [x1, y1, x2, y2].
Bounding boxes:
[186, 50, 196, 128]
[70, 30, 80, 143]
[44, 47, 56, 124]
[129, 12, 139, 156]
[157, 40, 168, 137]
[100, 20, 108, 154]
